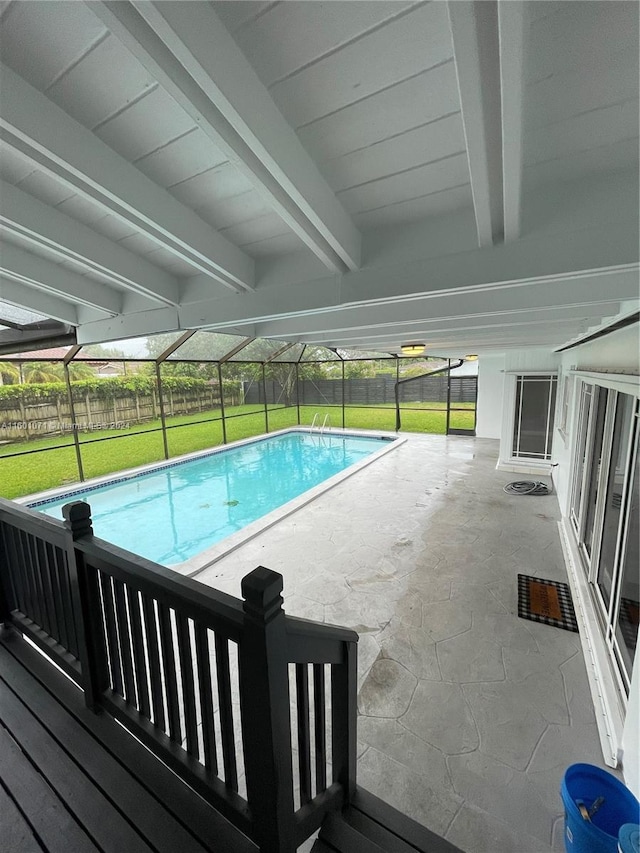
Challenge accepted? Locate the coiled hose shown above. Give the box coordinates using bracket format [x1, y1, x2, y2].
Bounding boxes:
[504, 464, 557, 496]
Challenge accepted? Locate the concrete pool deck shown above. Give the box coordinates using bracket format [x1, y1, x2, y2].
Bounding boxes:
[194, 433, 610, 853]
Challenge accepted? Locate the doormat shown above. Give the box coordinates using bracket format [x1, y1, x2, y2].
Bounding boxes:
[517, 574, 578, 633]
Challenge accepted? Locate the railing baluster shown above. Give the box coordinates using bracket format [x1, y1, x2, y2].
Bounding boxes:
[5, 527, 26, 614]
[35, 538, 55, 639]
[176, 613, 198, 759]
[194, 625, 217, 774]
[29, 533, 49, 631]
[55, 546, 79, 658]
[113, 578, 136, 704]
[127, 586, 150, 719]
[158, 603, 181, 743]
[141, 594, 165, 730]
[45, 542, 68, 650]
[296, 663, 312, 805]
[99, 570, 124, 695]
[17, 530, 42, 625]
[313, 663, 327, 793]
[215, 634, 238, 790]
[0, 524, 11, 623]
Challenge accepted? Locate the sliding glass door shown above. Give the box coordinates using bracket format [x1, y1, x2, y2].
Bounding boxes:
[569, 381, 639, 698]
[610, 437, 639, 695]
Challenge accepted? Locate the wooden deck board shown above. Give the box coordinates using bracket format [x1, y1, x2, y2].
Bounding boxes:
[0, 725, 99, 853]
[0, 778, 46, 853]
[0, 632, 258, 853]
[0, 678, 154, 853]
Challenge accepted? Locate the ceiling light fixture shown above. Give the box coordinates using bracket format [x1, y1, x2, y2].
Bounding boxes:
[400, 343, 425, 356]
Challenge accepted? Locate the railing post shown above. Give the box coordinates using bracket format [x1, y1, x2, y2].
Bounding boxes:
[63, 501, 109, 711]
[239, 567, 296, 853]
[331, 640, 358, 802]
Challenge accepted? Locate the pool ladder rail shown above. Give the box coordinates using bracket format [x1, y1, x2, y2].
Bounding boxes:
[310, 412, 332, 441]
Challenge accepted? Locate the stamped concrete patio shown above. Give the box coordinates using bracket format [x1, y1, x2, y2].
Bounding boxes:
[194, 434, 608, 853]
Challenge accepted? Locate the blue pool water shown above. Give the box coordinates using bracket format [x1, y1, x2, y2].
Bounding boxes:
[31, 431, 392, 566]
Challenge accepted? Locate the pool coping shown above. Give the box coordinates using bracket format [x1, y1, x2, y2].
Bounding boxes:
[19, 427, 406, 576]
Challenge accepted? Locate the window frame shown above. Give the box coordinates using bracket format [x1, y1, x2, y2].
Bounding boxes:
[503, 371, 559, 466]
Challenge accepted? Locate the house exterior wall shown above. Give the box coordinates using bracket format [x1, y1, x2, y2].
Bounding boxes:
[476, 327, 639, 795]
[553, 324, 640, 796]
[475, 355, 504, 439]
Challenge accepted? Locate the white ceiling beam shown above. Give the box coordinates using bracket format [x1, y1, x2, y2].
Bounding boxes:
[0, 277, 78, 325]
[326, 330, 582, 351]
[498, 1, 526, 242]
[92, 1, 361, 273]
[447, 1, 503, 246]
[178, 229, 639, 329]
[0, 180, 178, 307]
[179, 263, 633, 342]
[75, 307, 180, 346]
[0, 63, 254, 292]
[0, 241, 122, 315]
[287, 305, 615, 345]
[319, 321, 594, 345]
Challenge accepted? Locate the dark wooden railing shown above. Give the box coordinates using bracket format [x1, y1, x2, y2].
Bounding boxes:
[0, 497, 358, 853]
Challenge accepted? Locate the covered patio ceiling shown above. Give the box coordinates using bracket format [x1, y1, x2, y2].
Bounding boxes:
[0, 1, 638, 358]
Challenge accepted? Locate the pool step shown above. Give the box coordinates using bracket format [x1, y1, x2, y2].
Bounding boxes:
[312, 788, 463, 853]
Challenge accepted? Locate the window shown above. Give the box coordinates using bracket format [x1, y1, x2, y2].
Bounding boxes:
[512, 374, 557, 460]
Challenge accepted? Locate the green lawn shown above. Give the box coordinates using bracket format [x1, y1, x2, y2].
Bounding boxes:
[0, 402, 474, 499]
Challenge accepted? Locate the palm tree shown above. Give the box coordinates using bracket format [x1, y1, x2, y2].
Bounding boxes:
[21, 362, 64, 384]
[68, 362, 96, 381]
[0, 362, 20, 385]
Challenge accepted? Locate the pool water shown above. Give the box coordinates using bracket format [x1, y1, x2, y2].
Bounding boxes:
[31, 431, 392, 565]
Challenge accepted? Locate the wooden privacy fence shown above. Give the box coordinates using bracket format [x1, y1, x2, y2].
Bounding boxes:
[245, 375, 477, 406]
[0, 387, 234, 441]
[0, 497, 358, 853]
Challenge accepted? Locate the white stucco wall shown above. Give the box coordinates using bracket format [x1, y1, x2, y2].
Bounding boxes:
[475, 354, 504, 439]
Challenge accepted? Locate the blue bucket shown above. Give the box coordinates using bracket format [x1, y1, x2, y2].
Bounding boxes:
[561, 764, 640, 853]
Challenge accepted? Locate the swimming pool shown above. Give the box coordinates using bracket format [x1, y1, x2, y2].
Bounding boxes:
[28, 430, 401, 569]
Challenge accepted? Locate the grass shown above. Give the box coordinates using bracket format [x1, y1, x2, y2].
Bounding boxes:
[0, 402, 475, 499]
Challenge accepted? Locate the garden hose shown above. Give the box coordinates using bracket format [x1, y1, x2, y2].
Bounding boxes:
[503, 464, 557, 496]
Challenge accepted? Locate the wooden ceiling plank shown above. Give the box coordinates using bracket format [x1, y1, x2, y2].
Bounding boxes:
[0, 276, 79, 325]
[91, 0, 361, 272]
[0, 62, 254, 291]
[0, 241, 122, 315]
[0, 179, 179, 306]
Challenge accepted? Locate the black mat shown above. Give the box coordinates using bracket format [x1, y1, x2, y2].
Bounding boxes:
[518, 574, 578, 633]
